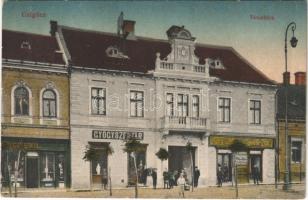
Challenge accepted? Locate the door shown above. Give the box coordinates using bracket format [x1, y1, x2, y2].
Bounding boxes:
[250, 155, 262, 181]
[127, 147, 146, 186]
[26, 157, 39, 188]
[217, 153, 232, 182]
[168, 146, 195, 184]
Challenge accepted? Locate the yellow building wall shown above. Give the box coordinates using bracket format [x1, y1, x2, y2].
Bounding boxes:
[2, 68, 69, 139]
[278, 120, 305, 182]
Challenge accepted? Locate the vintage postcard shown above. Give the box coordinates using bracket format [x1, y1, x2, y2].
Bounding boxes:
[1, 1, 307, 199]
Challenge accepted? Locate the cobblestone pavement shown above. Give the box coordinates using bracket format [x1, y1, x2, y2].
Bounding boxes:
[1, 184, 305, 199]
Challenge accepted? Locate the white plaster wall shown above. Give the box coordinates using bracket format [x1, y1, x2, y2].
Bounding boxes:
[262, 149, 275, 184]
[209, 82, 276, 137]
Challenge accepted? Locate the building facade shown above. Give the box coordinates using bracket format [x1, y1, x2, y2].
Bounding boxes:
[1, 30, 70, 188]
[277, 72, 306, 182]
[50, 15, 277, 190]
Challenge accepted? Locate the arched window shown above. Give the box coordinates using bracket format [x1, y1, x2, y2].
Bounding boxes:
[14, 87, 29, 115]
[43, 90, 57, 117]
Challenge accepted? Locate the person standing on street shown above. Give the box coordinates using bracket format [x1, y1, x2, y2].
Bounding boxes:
[194, 166, 200, 187]
[152, 168, 157, 189]
[217, 164, 223, 187]
[252, 164, 260, 185]
[177, 173, 186, 198]
[101, 168, 108, 190]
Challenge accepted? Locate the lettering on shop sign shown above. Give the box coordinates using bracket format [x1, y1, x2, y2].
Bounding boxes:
[234, 152, 248, 165]
[209, 136, 274, 149]
[92, 130, 144, 140]
[2, 142, 39, 150]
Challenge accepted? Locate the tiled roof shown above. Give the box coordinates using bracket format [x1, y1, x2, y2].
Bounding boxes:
[2, 29, 65, 65]
[277, 84, 306, 120]
[60, 26, 274, 84]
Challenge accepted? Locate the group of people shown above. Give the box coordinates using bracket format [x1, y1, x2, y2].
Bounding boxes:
[217, 163, 260, 187]
[163, 167, 201, 189]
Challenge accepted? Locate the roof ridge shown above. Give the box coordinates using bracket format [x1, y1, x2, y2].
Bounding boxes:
[3, 29, 52, 38]
[59, 25, 235, 48]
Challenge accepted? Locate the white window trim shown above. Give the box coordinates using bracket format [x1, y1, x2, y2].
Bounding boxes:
[11, 83, 33, 124]
[248, 98, 262, 125]
[128, 89, 145, 118]
[39, 87, 60, 125]
[89, 86, 108, 117]
[217, 96, 232, 123]
[291, 137, 304, 164]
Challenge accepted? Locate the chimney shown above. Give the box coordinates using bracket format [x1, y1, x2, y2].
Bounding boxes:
[122, 20, 136, 40]
[50, 20, 58, 36]
[283, 72, 290, 85]
[294, 71, 306, 86]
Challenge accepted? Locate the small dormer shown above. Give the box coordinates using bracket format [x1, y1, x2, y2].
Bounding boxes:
[205, 58, 225, 70]
[106, 46, 129, 59]
[21, 41, 31, 50]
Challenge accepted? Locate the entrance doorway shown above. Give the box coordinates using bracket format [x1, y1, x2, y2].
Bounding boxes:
[249, 154, 262, 182]
[168, 146, 195, 184]
[90, 143, 109, 189]
[127, 145, 147, 186]
[217, 153, 232, 182]
[26, 157, 39, 188]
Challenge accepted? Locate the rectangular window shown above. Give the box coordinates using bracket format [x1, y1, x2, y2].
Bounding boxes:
[192, 95, 200, 118]
[130, 91, 144, 117]
[40, 153, 55, 187]
[177, 94, 189, 117]
[291, 141, 302, 163]
[218, 97, 231, 123]
[91, 88, 106, 115]
[249, 100, 261, 124]
[166, 93, 174, 116]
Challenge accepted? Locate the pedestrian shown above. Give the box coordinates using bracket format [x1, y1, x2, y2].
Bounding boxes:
[101, 168, 108, 190]
[217, 164, 223, 187]
[163, 169, 169, 189]
[194, 166, 200, 187]
[152, 168, 157, 189]
[252, 164, 260, 185]
[169, 171, 175, 189]
[177, 173, 186, 198]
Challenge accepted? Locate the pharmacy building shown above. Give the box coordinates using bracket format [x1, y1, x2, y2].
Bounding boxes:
[2, 15, 277, 190]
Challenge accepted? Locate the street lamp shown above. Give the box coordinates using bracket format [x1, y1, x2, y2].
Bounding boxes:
[283, 22, 298, 191]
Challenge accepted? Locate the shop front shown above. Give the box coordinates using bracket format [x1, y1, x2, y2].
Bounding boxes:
[1, 137, 70, 189]
[209, 135, 274, 184]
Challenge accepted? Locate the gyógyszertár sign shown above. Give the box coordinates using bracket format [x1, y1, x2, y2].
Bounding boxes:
[92, 130, 144, 140]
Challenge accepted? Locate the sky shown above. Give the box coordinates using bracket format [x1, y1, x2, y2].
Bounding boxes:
[2, 1, 307, 83]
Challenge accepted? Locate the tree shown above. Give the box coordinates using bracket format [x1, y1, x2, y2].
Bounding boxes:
[123, 139, 145, 198]
[155, 148, 169, 186]
[83, 144, 114, 194]
[185, 141, 195, 192]
[2, 143, 25, 197]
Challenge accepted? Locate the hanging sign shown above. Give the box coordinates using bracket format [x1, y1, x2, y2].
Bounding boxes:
[234, 152, 248, 165]
[92, 130, 144, 140]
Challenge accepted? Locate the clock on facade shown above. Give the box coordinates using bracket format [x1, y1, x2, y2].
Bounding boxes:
[179, 47, 188, 58]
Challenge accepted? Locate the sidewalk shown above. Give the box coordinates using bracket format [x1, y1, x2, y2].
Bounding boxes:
[1, 183, 305, 198]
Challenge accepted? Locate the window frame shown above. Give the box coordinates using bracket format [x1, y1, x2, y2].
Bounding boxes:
[14, 86, 30, 116]
[130, 90, 144, 118]
[177, 94, 189, 117]
[218, 97, 231, 123]
[166, 93, 174, 116]
[42, 89, 57, 118]
[249, 100, 261, 124]
[192, 95, 200, 118]
[291, 138, 303, 163]
[91, 87, 107, 116]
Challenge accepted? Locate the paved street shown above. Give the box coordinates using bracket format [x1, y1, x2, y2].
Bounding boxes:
[1, 184, 305, 198]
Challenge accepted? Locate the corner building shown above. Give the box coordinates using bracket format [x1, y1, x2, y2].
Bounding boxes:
[1, 30, 70, 189]
[52, 17, 276, 189]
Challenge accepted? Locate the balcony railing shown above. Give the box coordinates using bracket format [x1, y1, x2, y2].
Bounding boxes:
[161, 116, 207, 130]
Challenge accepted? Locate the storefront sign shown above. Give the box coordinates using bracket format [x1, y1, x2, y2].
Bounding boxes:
[209, 136, 273, 149]
[2, 142, 39, 150]
[234, 152, 248, 165]
[92, 130, 144, 140]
